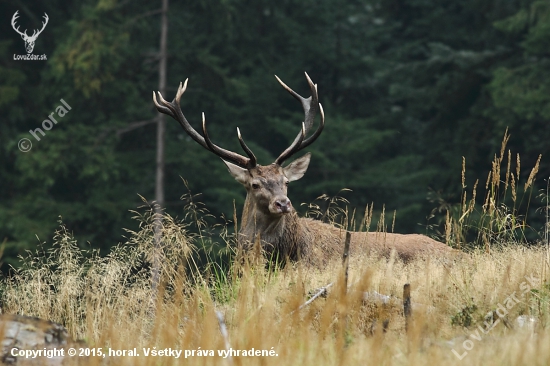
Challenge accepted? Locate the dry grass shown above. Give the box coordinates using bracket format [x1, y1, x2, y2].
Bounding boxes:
[2, 133, 549, 365]
[1, 205, 549, 365]
[438, 129, 543, 252]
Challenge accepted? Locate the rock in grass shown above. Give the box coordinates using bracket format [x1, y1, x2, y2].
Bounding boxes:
[0, 314, 80, 365]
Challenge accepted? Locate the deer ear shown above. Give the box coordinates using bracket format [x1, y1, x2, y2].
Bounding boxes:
[223, 160, 249, 185]
[283, 153, 311, 182]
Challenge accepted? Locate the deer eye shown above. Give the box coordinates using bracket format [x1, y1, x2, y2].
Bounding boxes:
[252, 183, 260, 190]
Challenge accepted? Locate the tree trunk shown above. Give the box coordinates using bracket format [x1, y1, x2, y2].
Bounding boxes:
[152, 0, 169, 294]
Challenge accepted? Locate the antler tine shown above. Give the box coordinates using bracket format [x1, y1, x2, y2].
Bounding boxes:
[237, 127, 257, 167]
[299, 103, 324, 150]
[153, 79, 257, 169]
[34, 13, 48, 37]
[152, 91, 175, 118]
[11, 11, 27, 37]
[275, 72, 319, 132]
[153, 81, 187, 114]
[153, 79, 209, 150]
[201, 114, 255, 169]
[274, 75, 302, 101]
[175, 79, 188, 103]
[274, 73, 324, 166]
[275, 123, 306, 166]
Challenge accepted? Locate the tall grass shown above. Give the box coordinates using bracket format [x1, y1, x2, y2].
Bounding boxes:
[429, 129, 543, 252]
[1, 141, 550, 365]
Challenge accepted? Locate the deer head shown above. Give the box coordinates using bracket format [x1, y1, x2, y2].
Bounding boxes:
[153, 73, 324, 225]
[11, 11, 49, 54]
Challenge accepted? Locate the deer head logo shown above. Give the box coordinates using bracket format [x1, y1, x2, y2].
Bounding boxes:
[11, 11, 49, 54]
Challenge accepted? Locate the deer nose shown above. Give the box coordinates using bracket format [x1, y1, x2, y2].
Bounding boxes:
[274, 198, 292, 213]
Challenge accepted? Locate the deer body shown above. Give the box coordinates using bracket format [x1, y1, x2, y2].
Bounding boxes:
[240, 209, 458, 265]
[243, 213, 459, 265]
[153, 73, 460, 266]
[230, 158, 456, 265]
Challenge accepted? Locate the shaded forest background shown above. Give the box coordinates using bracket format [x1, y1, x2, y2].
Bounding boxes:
[1, 0, 550, 270]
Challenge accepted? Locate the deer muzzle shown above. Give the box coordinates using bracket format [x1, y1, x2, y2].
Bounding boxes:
[271, 196, 292, 215]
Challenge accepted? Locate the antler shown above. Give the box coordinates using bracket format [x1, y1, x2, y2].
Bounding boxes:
[274, 72, 324, 166]
[153, 80, 257, 169]
[31, 13, 49, 39]
[11, 11, 48, 39]
[11, 11, 27, 37]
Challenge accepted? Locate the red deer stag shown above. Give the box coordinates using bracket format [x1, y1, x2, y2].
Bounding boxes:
[153, 73, 460, 266]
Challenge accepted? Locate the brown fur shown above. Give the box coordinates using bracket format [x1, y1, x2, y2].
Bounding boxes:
[232, 160, 462, 266]
[153, 76, 462, 266]
[239, 210, 462, 266]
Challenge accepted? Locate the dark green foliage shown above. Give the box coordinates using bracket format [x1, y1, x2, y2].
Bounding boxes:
[1, 0, 548, 270]
[451, 304, 478, 328]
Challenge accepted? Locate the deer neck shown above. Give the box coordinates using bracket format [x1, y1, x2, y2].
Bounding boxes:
[239, 194, 300, 251]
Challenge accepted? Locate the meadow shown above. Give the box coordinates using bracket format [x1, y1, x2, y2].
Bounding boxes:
[2, 136, 549, 366]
